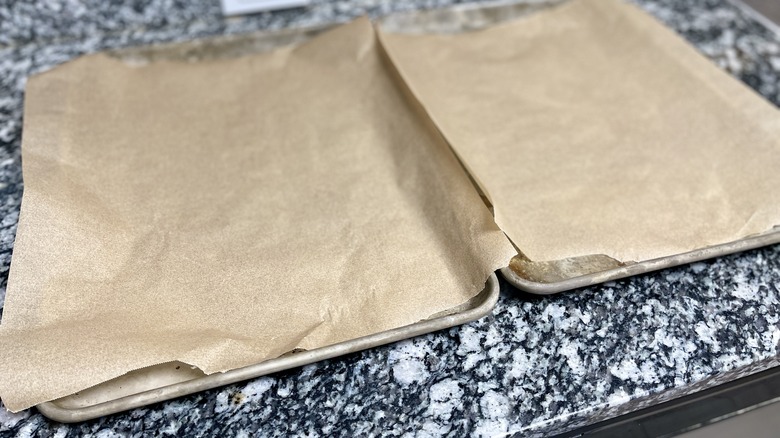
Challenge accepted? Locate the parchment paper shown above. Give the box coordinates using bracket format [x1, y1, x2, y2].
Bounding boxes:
[379, 0, 780, 263]
[0, 18, 516, 411]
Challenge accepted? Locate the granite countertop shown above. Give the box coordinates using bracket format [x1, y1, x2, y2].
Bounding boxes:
[2, 0, 780, 436]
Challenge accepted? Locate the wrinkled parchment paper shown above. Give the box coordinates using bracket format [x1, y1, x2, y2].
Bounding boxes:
[379, 0, 780, 263]
[0, 18, 516, 411]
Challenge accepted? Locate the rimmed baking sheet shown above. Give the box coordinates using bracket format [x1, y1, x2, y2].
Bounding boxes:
[25, 10, 511, 422]
[36, 273, 499, 423]
[378, 0, 780, 295]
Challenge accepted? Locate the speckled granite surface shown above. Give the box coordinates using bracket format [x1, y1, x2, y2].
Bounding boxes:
[1, 0, 780, 436]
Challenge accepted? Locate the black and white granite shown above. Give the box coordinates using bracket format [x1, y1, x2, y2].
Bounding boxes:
[1, 0, 780, 436]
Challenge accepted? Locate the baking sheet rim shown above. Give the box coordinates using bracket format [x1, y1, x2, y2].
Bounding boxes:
[501, 229, 780, 295]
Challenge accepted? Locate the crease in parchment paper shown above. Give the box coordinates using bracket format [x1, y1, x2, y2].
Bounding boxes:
[0, 17, 516, 412]
[378, 0, 780, 263]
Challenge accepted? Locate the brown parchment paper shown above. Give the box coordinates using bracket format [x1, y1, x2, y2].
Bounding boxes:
[379, 0, 780, 263]
[0, 18, 516, 412]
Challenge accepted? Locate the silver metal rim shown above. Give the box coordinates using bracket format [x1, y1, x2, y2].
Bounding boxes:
[501, 230, 780, 295]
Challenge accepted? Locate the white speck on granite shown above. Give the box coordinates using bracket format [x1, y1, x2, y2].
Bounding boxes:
[559, 340, 586, 376]
[731, 274, 760, 300]
[610, 359, 642, 382]
[95, 429, 125, 438]
[1, 0, 780, 436]
[425, 378, 463, 421]
[388, 339, 431, 385]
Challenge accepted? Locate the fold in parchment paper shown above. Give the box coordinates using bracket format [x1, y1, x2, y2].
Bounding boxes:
[0, 18, 516, 411]
[378, 0, 780, 263]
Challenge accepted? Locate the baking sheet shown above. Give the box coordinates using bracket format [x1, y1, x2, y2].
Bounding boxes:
[378, 0, 780, 264]
[0, 18, 515, 412]
[36, 274, 499, 423]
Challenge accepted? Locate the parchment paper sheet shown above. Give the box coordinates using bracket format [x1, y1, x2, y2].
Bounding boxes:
[0, 18, 516, 411]
[379, 0, 780, 263]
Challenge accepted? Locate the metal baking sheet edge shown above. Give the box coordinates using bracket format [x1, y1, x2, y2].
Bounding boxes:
[501, 229, 780, 295]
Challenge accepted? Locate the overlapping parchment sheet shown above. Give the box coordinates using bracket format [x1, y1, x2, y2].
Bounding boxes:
[0, 18, 516, 411]
[379, 0, 780, 263]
